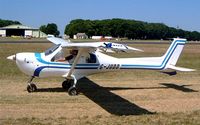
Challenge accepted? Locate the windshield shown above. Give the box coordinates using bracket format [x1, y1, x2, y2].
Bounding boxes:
[45, 44, 60, 56]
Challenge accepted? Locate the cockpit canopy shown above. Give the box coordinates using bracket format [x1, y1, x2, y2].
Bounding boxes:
[44, 44, 97, 64]
[45, 44, 61, 56]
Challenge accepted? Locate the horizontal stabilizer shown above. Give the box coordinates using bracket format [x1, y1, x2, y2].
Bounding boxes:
[167, 65, 196, 72]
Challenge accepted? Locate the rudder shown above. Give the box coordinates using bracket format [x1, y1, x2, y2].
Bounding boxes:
[162, 38, 186, 68]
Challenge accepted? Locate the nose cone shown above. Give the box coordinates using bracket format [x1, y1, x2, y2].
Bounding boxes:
[7, 55, 16, 61]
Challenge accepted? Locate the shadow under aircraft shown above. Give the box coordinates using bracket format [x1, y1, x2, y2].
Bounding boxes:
[35, 78, 198, 116]
[160, 83, 198, 92]
[77, 77, 154, 116]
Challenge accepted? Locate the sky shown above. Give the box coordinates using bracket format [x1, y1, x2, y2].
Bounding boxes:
[0, 0, 199, 35]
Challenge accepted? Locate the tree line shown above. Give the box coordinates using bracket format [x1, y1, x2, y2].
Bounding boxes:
[0, 19, 21, 27]
[65, 18, 200, 41]
[1, 18, 200, 40]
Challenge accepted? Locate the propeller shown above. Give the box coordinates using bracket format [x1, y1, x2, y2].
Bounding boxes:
[7, 54, 16, 61]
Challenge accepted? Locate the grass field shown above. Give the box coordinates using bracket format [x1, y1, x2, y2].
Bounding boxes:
[0, 42, 200, 125]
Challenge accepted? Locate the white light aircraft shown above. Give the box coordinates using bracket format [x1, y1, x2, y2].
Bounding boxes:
[7, 37, 195, 95]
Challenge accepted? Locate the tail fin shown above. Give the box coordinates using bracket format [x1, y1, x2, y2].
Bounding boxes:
[162, 38, 195, 71]
[163, 38, 186, 67]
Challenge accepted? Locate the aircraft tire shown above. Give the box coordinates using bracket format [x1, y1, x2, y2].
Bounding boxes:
[27, 83, 37, 93]
[62, 80, 72, 90]
[68, 87, 78, 96]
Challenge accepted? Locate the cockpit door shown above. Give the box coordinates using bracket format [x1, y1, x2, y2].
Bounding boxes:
[41, 44, 65, 77]
[45, 44, 63, 62]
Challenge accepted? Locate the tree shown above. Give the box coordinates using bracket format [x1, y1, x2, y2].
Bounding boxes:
[0, 19, 21, 27]
[39, 23, 60, 36]
[64, 18, 200, 40]
[39, 25, 46, 33]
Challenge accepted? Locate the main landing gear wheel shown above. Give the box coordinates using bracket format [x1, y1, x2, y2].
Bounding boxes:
[65, 75, 78, 96]
[27, 83, 37, 93]
[68, 87, 78, 96]
[62, 80, 72, 90]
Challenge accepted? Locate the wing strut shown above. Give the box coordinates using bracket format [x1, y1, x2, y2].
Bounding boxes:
[62, 49, 84, 78]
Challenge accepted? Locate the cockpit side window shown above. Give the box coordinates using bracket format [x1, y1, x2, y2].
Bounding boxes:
[50, 48, 78, 63]
[51, 50, 63, 62]
[87, 53, 97, 63]
[45, 44, 60, 56]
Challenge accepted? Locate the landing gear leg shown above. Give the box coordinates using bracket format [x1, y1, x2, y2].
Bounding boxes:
[27, 76, 37, 93]
[67, 75, 78, 96]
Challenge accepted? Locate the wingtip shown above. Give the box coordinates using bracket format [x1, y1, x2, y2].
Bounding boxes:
[127, 46, 144, 52]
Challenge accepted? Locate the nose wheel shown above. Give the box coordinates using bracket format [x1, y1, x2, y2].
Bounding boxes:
[27, 76, 37, 93]
[27, 83, 37, 92]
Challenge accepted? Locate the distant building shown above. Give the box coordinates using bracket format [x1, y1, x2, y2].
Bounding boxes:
[63, 34, 70, 39]
[91, 36, 103, 40]
[73, 35, 77, 39]
[104, 36, 113, 40]
[73, 33, 88, 39]
[0, 24, 47, 38]
[91, 36, 113, 40]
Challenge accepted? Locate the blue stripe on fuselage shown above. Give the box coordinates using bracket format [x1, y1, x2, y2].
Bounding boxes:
[34, 53, 99, 77]
[33, 65, 98, 77]
[33, 40, 185, 77]
[121, 40, 185, 69]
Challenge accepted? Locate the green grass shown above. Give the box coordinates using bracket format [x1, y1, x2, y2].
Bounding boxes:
[1, 111, 200, 125]
[0, 43, 52, 78]
[0, 42, 200, 125]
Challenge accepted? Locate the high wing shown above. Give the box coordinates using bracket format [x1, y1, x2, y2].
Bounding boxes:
[47, 36, 143, 53]
[47, 37, 143, 79]
[47, 36, 70, 46]
[65, 42, 143, 53]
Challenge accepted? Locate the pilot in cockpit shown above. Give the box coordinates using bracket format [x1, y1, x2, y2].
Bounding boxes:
[65, 49, 78, 61]
[55, 49, 78, 62]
